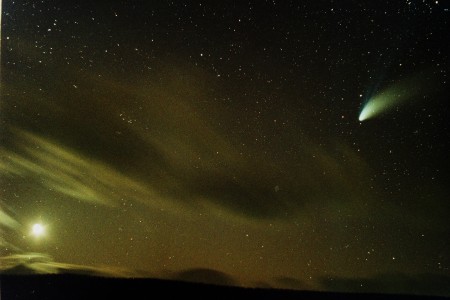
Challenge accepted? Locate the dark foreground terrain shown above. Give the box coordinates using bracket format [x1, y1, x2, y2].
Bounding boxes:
[1, 274, 448, 300]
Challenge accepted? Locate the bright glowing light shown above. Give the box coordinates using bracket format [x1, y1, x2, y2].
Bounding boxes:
[31, 223, 45, 237]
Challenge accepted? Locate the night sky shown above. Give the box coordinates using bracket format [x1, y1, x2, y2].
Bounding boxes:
[1, 0, 449, 296]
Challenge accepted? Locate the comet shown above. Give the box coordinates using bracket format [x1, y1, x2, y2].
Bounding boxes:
[358, 71, 432, 122]
[358, 87, 406, 121]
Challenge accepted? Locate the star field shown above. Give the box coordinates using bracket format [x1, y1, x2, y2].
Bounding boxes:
[0, 0, 449, 295]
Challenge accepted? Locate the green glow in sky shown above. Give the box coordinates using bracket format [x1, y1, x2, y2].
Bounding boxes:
[359, 73, 427, 121]
[359, 86, 406, 121]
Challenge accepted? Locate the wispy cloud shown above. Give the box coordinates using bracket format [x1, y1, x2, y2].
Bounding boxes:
[1, 60, 376, 220]
[0, 128, 163, 209]
[0, 206, 20, 230]
[0, 252, 139, 277]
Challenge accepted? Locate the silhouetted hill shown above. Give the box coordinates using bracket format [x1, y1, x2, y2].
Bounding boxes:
[321, 273, 450, 297]
[173, 268, 237, 286]
[1, 274, 448, 300]
[1, 264, 39, 275]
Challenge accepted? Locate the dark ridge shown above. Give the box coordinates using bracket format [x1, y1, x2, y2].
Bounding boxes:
[173, 268, 237, 286]
[0, 274, 448, 300]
